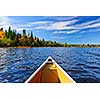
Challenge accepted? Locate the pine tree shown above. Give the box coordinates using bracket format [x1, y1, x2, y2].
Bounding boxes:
[5, 30, 8, 38]
[23, 29, 26, 37]
[30, 31, 33, 43]
[8, 26, 12, 39]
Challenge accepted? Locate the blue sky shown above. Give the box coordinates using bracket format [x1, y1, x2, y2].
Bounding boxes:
[0, 16, 100, 44]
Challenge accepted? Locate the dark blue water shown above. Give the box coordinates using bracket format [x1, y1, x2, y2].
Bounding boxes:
[0, 47, 100, 83]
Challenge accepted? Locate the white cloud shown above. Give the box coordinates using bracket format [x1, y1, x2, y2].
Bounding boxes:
[0, 16, 99, 35]
[52, 20, 77, 29]
[0, 16, 11, 29]
[0, 16, 9, 25]
[78, 18, 100, 27]
[35, 20, 78, 30]
[81, 27, 100, 34]
[67, 30, 80, 34]
[30, 18, 100, 34]
[84, 23, 100, 28]
[73, 18, 100, 29]
[53, 31, 67, 34]
[52, 16, 78, 21]
[51, 18, 100, 35]
[53, 30, 80, 34]
[32, 21, 52, 24]
[19, 21, 52, 27]
[31, 18, 100, 32]
[52, 36, 66, 39]
[14, 17, 78, 31]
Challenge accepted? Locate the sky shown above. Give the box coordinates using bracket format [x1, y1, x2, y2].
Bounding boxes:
[0, 16, 100, 44]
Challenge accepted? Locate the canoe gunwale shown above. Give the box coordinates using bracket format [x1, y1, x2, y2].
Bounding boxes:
[25, 56, 76, 83]
[25, 57, 49, 83]
[53, 58, 76, 83]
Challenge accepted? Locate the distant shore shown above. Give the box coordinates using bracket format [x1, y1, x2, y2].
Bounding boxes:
[0, 45, 100, 48]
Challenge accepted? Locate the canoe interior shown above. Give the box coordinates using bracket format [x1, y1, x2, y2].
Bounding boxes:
[28, 62, 73, 83]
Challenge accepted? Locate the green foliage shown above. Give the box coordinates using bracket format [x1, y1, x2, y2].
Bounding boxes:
[0, 26, 66, 47]
[0, 38, 17, 47]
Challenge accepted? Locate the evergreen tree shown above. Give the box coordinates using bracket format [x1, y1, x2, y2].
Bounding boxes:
[30, 31, 33, 43]
[23, 29, 26, 37]
[5, 30, 8, 38]
[8, 26, 12, 39]
[12, 30, 17, 40]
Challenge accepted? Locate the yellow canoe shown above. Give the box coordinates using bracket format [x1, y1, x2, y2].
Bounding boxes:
[25, 56, 75, 83]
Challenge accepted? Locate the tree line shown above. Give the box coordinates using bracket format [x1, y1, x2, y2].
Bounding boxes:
[0, 27, 100, 48]
[0, 27, 66, 47]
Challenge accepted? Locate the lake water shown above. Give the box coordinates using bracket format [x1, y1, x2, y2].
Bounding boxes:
[0, 47, 100, 83]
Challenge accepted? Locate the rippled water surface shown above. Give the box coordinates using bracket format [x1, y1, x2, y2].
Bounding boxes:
[0, 47, 100, 83]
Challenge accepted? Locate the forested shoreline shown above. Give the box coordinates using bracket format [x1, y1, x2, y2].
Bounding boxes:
[0, 27, 100, 48]
[0, 27, 66, 47]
